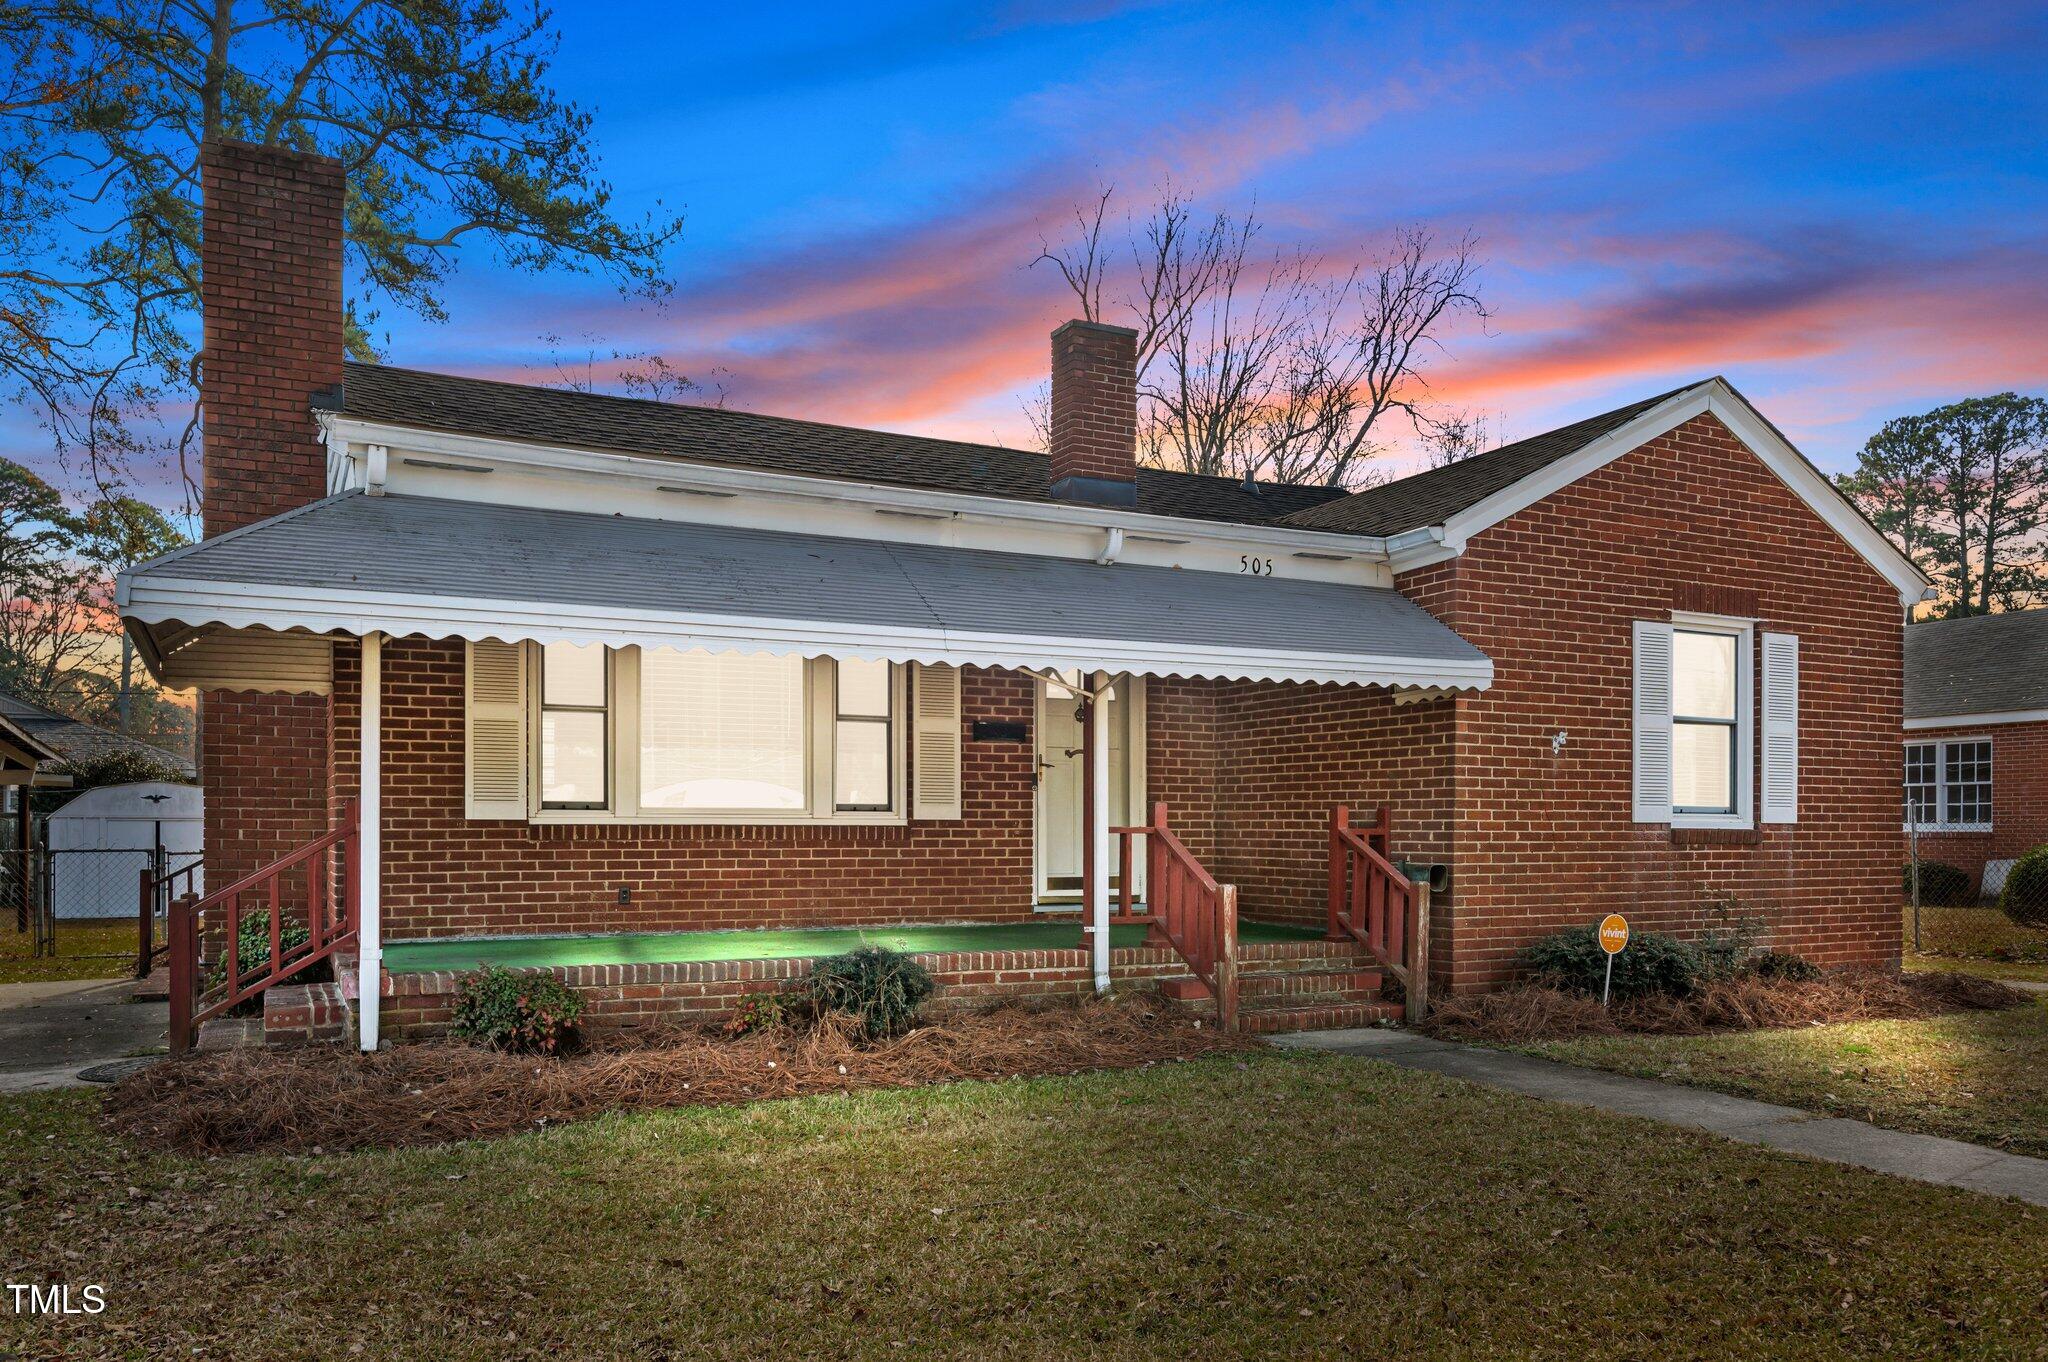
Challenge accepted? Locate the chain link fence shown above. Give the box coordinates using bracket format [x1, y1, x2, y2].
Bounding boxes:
[1905, 814, 2048, 965]
[2, 846, 203, 976]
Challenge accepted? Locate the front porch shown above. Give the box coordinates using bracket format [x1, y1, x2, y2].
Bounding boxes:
[375, 918, 1395, 1041]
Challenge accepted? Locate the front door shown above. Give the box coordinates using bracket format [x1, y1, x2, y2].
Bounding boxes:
[1035, 673, 1143, 904]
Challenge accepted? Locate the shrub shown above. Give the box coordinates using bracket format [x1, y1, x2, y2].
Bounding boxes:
[796, 947, 933, 1041]
[1694, 893, 1765, 982]
[1905, 860, 1973, 907]
[1520, 925, 1708, 1001]
[1747, 949, 1822, 983]
[451, 966, 584, 1054]
[205, 918, 328, 1008]
[1999, 845, 2048, 929]
[720, 992, 787, 1039]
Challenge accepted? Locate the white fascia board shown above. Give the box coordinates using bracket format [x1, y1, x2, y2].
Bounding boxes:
[1905, 709, 2048, 731]
[1432, 380, 1934, 605]
[123, 577, 1493, 692]
[317, 416, 1394, 562]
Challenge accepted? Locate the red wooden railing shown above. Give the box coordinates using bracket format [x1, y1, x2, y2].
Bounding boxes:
[168, 801, 359, 1054]
[1114, 802, 1239, 1030]
[1327, 804, 1431, 1021]
[136, 858, 204, 979]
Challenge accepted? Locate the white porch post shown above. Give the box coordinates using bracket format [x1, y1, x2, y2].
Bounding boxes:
[1089, 671, 1111, 994]
[357, 630, 382, 1052]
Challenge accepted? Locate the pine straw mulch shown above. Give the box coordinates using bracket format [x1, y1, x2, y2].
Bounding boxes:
[101, 996, 1263, 1157]
[1422, 967, 2034, 1044]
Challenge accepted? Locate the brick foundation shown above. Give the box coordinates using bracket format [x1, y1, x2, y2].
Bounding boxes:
[380, 938, 1386, 1041]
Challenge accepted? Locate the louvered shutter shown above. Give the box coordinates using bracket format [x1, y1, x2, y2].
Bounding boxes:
[1632, 621, 1674, 823]
[1760, 632, 1799, 824]
[465, 639, 528, 819]
[910, 663, 963, 821]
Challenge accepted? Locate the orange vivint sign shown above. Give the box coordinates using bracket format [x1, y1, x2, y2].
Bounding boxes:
[1598, 914, 1630, 955]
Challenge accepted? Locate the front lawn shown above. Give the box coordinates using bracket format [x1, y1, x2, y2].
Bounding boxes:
[4, 1053, 2046, 1359]
[0, 920, 135, 985]
[1522, 995, 2048, 1156]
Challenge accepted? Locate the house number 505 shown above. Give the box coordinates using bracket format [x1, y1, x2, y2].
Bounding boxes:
[1240, 555, 1275, 576]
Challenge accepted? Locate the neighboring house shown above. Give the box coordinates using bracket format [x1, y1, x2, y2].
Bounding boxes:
[1904, 609, 2048, 893]
[116, 143, 1930, 1048]
[0, 690, 194, 779]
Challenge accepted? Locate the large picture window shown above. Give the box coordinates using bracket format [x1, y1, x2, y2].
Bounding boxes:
[535, 645, 905, 823]
[1904, 739, 1992, 832]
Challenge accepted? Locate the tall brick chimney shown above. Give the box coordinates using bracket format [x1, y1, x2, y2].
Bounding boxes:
[200, 139, 345, 538]
[197, 141, 345, 892]
[1048, 319, 1139, 507]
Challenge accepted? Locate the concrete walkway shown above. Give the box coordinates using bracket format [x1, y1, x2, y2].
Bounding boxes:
[1273, 1026, 2048, 1208]
[0, 977, 167, 1093]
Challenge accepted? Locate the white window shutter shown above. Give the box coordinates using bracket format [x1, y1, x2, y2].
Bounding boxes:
[1632, 621, 1674, 823]
[1760, 632, 1799, 824]
[465, 639, 528, 819]
[910, 662, 963, 821]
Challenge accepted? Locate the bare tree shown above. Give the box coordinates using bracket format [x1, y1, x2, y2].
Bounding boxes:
[1421, 410, 1495, 468]
[538, 334, 726, 408]
[1033, 187, 1489, 487]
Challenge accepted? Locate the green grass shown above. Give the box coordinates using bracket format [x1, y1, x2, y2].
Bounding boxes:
[1521, 996, 2048, 1156]
[0, 919, 135, 985]
[1903, 903, 2048, 973]
[383, 919, 1322, 974]
[4, 1055, 2046, 1359]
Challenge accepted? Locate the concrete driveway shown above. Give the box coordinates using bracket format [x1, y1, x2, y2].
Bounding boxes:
[0, 978, 167, 1092]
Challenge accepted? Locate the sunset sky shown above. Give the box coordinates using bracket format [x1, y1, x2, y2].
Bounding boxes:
[36, 0, 2048, 501]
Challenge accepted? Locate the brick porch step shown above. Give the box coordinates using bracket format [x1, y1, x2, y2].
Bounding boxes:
[1237, 1001, 1402, 1034]
[1238, 967, 1382, 1001]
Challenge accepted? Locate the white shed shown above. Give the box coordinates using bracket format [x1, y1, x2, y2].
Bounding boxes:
[47, 782, 204, 920]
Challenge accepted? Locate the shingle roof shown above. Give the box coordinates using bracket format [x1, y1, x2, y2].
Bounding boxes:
[124, 492, 1493, 689]
[325, 363, 1352, 530]
[0, 691, 194, 775]
[1905, 610, 2048, 720]
[1280, 386, 1698, 536]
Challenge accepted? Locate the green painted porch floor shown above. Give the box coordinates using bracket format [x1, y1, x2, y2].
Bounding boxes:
[381, 920, 1323, 975]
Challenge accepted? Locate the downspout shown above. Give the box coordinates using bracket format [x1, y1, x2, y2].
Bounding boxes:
[1095, 527, 1125, 566]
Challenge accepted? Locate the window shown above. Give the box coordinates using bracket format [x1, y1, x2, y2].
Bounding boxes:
[1905, 739, 1993, 832]
[540, 642, 608, 808]
[535, 645, 905, 822]
[833, 659, 893, 811]
[1672, 628, 1739, 815]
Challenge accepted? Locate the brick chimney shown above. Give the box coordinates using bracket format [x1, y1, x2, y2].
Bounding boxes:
[196, 141, 344, 898]
[1048, 319, 1139, 507]
[200, 140, 345, 539]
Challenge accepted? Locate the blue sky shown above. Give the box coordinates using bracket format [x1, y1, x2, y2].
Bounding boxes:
[47, 0, 2048, 501]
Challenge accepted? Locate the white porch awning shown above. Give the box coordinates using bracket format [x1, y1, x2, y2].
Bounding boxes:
[118, 491, 1492, 692]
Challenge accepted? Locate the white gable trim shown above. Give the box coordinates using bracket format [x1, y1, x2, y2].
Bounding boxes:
[1905, 708, 2048, 731]
[1412, 380, 1934, 605]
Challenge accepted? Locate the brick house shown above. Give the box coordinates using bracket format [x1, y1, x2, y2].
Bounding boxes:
[1904, 609, 2048, 897]
[118, 142, 1932, 1048]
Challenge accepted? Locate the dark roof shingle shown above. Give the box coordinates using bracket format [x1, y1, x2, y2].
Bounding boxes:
[1905, 610, 2048, 720]
[0, 691, 194, 775]
[1280, 386, 1696, 536]
[327, 363, 1351, 530]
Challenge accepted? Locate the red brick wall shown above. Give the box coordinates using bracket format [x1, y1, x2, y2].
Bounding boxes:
[1395, 412, 1905, 990]
[1207, 683, 1457, 934]
[197, 142, 345, 886]
[1048, 320, 1139, 492]
[1909, 719, 2048, 891]
[332, 639, 1043, 939]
